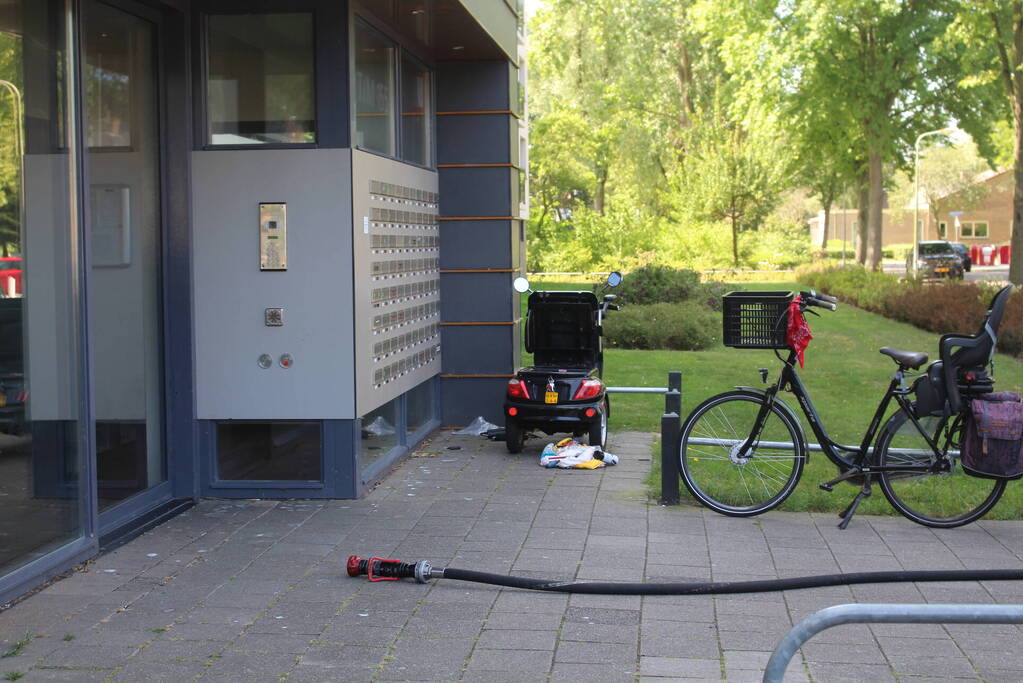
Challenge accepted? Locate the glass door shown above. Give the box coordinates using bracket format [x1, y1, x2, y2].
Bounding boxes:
[82, 1, 165, 513]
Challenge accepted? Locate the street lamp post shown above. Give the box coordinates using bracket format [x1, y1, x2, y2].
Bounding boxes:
[912, 127, 957, 276]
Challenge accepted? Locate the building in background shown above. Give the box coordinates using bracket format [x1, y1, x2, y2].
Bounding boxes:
[809, 170, 1013, 249]
[0, 0, 526, 605]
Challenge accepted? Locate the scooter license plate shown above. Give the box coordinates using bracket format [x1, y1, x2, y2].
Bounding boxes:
[544, 391, 558, 404]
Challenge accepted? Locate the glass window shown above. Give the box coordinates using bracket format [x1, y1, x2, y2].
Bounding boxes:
[0, 1, 84, 578]
[406, 378, 435, 437]
[400, 53, 430, 166]
[960, 221, 988, 239]
[206, 13, 315, 145]
[938, 222, 947, 238]
[360, 398, 400, 470]
[354, 22, 395, 155]
[217, 422, 322, 481]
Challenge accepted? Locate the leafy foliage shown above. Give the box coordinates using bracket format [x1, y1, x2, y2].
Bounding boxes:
[603, 302, 719, 350]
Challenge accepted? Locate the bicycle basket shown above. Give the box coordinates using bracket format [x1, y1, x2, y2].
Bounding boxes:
[722, 291, 793, 349]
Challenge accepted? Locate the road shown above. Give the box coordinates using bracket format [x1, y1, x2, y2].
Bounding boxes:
[882, 262, 1010, 283]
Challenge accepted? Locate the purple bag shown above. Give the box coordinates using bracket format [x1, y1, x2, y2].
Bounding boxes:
[962, 391, 1023, 480]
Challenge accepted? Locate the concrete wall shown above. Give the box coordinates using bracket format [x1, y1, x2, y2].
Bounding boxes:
[191, 148, 355, 419]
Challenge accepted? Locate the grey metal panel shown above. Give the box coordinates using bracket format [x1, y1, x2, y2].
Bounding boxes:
[351, 150, 441, 417]
[436, 115, 510, 165]
[441, 325, 514, 375]
[191, 148, 355, 419]
[23, 155, 78, 421]
[456, 0, 519, 64]
[439, 219, 515, 270]
[440, 272, 515, 322]
[436, 61, 509, 111]
[439, 166, 511, 217]
[440, 376, 506, 427]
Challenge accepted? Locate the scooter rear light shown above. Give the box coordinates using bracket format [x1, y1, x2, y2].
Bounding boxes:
[573, 379, 603, 401]
[507, 379, 530, 400]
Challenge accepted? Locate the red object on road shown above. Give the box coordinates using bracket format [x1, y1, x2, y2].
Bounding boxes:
[0, 256, 21, 296]
[1000, 245, 1011, 265]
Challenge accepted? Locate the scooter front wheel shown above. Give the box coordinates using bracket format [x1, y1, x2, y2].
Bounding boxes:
[505, 418, 524, 453]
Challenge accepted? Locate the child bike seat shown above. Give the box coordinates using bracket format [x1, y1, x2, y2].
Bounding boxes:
[941, 285, 1013, 414]
[879, 347, 928, 369]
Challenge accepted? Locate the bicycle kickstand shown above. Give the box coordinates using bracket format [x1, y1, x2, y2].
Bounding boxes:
[837, 480, 872, 530]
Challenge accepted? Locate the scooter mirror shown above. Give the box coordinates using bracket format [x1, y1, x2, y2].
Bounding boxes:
[606, 271, 623, 288]
[513, 276, 531, 293]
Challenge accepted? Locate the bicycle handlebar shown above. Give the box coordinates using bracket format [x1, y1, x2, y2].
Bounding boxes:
[803, 290, 837, 304]
[802, 296, 834, 312]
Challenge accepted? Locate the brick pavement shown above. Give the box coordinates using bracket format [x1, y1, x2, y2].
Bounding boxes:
[1, 430, 1023, 681]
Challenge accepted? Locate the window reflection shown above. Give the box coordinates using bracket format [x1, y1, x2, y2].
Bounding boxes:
[0, 0, 83, 577]
[400, 53, 430, 166]
[354, 22, 395, 155]
[207, 13, 316, 145]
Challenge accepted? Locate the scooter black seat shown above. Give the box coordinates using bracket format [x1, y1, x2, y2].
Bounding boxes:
[879, 346, 928, 369]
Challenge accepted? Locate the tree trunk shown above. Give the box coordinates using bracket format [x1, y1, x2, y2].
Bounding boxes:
[594, 168, 607, 215]
[866, 146, 884, 270]
[731, 215, 739, 267]
[856, 172, 869, 265]
[820, 201, 832, 251]
[1011, 100, 1023, 285]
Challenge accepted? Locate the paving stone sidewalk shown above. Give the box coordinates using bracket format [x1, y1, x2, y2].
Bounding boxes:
[2, 430, 1023, 681]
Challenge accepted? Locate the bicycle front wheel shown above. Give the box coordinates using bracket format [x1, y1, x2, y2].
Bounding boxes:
[877, 409, 1006, 528]
[679, 391, 805, 516]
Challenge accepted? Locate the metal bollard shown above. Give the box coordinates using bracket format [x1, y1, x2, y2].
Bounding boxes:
[660, 371, 682, 505]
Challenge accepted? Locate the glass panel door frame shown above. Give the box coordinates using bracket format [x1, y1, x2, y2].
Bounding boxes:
[80, 0, 195, 538]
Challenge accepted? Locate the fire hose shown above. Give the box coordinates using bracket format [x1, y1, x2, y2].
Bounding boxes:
[347, 555, 1023, 595]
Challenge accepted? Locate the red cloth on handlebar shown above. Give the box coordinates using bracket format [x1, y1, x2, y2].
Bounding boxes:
[787, 296, 812, 368]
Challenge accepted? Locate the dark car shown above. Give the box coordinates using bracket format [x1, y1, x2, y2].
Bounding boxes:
[907, 240, 965, 279]
[949, 242, 972, 272]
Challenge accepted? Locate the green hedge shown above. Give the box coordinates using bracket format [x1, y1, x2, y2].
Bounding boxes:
[796, 264, 1023, 356]
[604, 302, 719, 350]
[615, 264, 731, 311]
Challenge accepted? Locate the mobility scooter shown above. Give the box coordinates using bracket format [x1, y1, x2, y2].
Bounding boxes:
[503, 272, 622, 453]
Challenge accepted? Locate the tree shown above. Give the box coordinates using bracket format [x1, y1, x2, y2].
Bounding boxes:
[696, 0, 955, 269]
[676, 107, 784, 266]
[943, 2, 1023, 284]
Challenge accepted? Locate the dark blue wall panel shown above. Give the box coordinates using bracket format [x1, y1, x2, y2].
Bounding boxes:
[437, 61, 509, 111]
[440, 272, 516, 322]
[439, 166, 512, 217]
[440, 219, 517, 270]
[441, 377, 508, 427]
[437, 115, 511, 165]
[441, 325, 515, 375]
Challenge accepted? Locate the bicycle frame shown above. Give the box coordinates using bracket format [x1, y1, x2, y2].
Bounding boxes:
[742, 350, 948, 476]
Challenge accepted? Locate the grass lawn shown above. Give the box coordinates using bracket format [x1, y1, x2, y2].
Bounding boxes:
[519, 280, 1023, 519]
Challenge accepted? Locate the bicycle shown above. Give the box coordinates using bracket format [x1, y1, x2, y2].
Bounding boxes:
[678, 286, 1014, 529]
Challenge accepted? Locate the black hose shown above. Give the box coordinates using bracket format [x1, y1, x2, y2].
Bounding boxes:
[442, 567, 1023, 595]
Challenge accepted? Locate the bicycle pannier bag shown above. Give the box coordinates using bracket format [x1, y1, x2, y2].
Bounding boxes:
[961, 391, 1023, 480]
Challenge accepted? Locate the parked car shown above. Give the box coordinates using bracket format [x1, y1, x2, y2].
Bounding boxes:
[949, 242, 972, 272]
[907, 240, 966, 279]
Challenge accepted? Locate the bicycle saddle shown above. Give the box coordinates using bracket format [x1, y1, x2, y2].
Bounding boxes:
[879, 347, 928, 369]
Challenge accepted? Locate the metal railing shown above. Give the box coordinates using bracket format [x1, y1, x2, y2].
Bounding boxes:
[763, 603, 1023, 682]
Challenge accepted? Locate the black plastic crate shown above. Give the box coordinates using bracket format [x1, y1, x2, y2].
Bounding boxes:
[722, 291, 793, 349]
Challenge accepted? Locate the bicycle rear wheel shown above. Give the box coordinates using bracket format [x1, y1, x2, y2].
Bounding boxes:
[877, 409, 1005, 528]
[679, 391, 805, 516]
